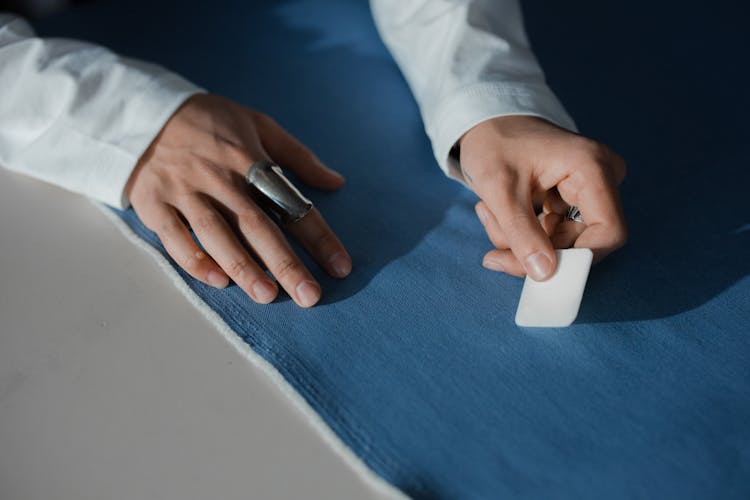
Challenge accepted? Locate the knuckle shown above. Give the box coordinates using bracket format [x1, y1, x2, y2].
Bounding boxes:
[492, 166, 520, 187]
[503, 211, 537, 234]
[500, 212, 546, 249]
[249, 109, 276, 129]
[272, 257, 302, 281]
[611, 225, 628, 249]
[251, 110, 274, 127]
[192, 210, 221, 234]
[167, 173, 199, 200]
[577, 137, 609, 159]
[130, 173, 172, 207]
[223, 141, 257, 167]
[570, 139, 607, 166]
[182, 250, 207, 273]
[169, 180, 196, 199]
[238, 206, 269, 231]
[475, 168, 521, 204]
[129, 186, 158, 209]
[157, 217, 183, 236]
[477, 162, 517, 186]
[142, 188, 167, 207]
[574, 140, 625, 183]
[196, 156, 231, 183]
[574, 159, 608, 186]
[506, 211, 536, 225]
[227, 258, 253, 280]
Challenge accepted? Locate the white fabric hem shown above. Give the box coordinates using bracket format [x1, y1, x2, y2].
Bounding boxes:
[92, 200, 407, 500]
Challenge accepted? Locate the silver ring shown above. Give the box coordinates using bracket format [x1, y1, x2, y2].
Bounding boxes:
[566, 205, 585, 224]
[246, 160, 312, 223]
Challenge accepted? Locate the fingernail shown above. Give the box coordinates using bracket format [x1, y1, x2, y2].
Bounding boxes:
[482, 256, 504, 272]
[475, 205, 487, 224]
[525, 252, 553, 281]
[296, 280, 321, 308]
[328, 252, 352, 278]
[252, 279, 277, 303]
[207, 270, 229, 288]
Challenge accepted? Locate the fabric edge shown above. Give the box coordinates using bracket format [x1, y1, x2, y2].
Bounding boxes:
[91, 200, 408, 500]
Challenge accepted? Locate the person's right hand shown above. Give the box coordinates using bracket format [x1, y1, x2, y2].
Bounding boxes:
[125, 94, 352, 307]
[458, 115, 627, 280]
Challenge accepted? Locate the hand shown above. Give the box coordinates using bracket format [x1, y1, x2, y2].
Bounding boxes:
[125, 94, 352, 307]
[459, 115, 627, 280]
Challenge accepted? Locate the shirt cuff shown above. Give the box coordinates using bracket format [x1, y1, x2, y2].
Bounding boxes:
[424, 81, 577, 185]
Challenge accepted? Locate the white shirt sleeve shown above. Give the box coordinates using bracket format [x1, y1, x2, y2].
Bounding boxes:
[0, 14, 203, 209]
[370, 0, 578, 184]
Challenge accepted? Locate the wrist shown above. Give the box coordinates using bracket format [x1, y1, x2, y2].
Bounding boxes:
[458, 115, 555, 148]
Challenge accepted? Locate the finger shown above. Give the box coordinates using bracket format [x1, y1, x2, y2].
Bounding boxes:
[538, 211, 565, 240]
[179, 198, 280, 305]
[538, 191, 587, 248]
[549, 219, 586, 249]
[217, 190, 323, 308]
[557, 162, 627, 262]
[475, 172, 557, 281]
[610, 150, 627, 185]
[478, 205, 572, 277]
[482, 220, 582, 278]
[482, 249, 526, 277]
[253, 112, 345, 190]
[285, 208, 352, 279]
[138, 202, 230, 289]
[477, 200, 561, 250]
[475, 201, 508, 249]
[542, 187, 569, 215]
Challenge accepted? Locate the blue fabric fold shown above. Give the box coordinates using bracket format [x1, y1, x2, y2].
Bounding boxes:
[39, 0, 750, 498]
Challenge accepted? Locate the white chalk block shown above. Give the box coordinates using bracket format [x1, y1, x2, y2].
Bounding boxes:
[514, 248, 593, 328]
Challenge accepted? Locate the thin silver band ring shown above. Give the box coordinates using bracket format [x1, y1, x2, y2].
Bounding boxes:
[566, 205, 585, 224]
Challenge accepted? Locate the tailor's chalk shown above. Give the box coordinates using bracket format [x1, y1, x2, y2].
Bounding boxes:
[515, 248, 593, 327]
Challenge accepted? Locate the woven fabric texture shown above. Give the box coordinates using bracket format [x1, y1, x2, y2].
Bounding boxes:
[38, 1, 750, 498]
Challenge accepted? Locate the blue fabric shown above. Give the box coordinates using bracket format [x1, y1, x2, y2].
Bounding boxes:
[38, 1, 750, 498]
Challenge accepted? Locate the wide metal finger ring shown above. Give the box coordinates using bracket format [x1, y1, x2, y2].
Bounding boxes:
[566, 205, 585, 224]
[245, 160, 312, 223]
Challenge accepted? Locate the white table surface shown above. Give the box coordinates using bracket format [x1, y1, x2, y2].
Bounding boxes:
[0, 169, 393, 500]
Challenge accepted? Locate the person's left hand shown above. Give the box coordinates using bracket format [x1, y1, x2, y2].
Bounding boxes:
[458, 115, 627, 280]
[125, 94, 351, 308]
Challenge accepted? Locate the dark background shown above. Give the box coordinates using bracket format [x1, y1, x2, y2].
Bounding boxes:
[521, 1, 750, 321]
[0, 0, 87, 17]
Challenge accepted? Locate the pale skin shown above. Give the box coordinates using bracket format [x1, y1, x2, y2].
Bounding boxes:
[461, 115, 627, 280]
[125, 94, 352, 308]
[126, 96, 626, 307]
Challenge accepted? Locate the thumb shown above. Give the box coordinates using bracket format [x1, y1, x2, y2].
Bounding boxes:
[481, 182, 557, 281]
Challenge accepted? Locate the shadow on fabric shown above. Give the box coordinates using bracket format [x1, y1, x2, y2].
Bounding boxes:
[36, 0, 462, 304]
[523, 0, 750, 323]
[36, 0, 749, 319]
